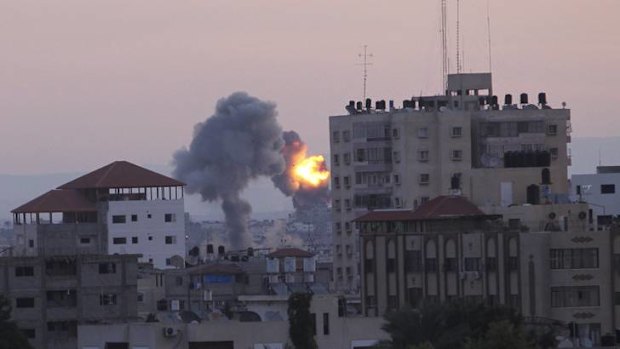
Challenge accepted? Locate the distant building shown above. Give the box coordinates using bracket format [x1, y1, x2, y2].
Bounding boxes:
[0, 254, 139, 349]
[357, 195, 617, 346]
[330, 72, 571, 292]
[571, 165, 620, 229]
[11, 161, 187, 268]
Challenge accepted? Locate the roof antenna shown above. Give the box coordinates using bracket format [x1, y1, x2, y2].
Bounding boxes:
[486, 0, 493, 72]
[456, 0, 462, 74]
[358, 45, 373, 101]
[441, 0, 448, 92]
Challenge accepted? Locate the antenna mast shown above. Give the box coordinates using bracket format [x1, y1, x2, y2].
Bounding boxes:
[358, 45, 373, 100]
[456, 0, 462, 74]
[441, 0, 448, 92]
[487, 0, 493, 72]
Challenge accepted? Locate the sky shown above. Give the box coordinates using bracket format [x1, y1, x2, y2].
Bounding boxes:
[1, 0, 619, 175]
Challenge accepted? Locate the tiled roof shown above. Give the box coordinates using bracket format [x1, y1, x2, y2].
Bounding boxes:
[268, 248, 314, 258]
[355, 195, 487, 222]
[12, 190, 97, 213]
[58, 161, 184, 189]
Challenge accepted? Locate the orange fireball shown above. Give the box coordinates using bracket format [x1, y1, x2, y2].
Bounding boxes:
[293, 155, 330, 188]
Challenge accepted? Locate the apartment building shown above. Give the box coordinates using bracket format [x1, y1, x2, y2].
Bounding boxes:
[0, 254, 139, 349]
[11, 161, 186, 268]
[572, 165, 620, 229]
[357, 195, 616, 346]
[329, 72, 571, 292]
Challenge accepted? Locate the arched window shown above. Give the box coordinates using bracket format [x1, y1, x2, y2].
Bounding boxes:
[541, 168, 551, 185]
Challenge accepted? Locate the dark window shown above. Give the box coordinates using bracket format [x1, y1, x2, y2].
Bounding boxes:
[541, 168, 551, 185]
[404, 251, 422, 272]
[165, 213, 176, 222]
[551, 286, 600, 307]
[28, 240, 34, 248]
[112, 215, 126, 224]
[16, 297, 35, 308]
[464, 258, 481, 271]
[98, 263, 116, 274]
[112, 237, 126, 245]
[15, 266, 34, 277]
[443, 258, 457, 272]
[148, 236, 153, 241]
[386, 259, 396, 273]
[507, 257, 519, 271]
[486, 257, 497, 271]
[364, 259, 374, 273]
[21, 328, 35, 339]
[147, 213, 152, 219]
[132, 237, 138, 244]
[322, 313, 330, 335]
[131, 214, 138, 222]
[425, 258, 437, 272]
[79, 237, 91, 244]
[165, 236, 176, 244]
[137, 294, 144, 303]
[601, 184, 616, 194]
[99, 294, 117, 306]
[550, 248, 599, 269]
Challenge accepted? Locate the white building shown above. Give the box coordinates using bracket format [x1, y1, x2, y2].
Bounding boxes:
[330, 72, 571, 292]
[571, 165, 620, 229]
[12, 161, 187, 269]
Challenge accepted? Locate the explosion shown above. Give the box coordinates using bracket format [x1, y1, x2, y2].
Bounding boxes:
[293, 155, 329, 187]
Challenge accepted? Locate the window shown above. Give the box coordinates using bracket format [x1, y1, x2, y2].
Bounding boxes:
[452, 150, 463, 161]
[550, 248, 599, 269]
[333, 154, 339, 166]
[418, 150, 429, 162]
[425, 258, 437, 272]
[99, 294, 117, 306]
[392, 128, 400, 139]
[601, 184, 615, 194]
[444, 258, 457, 272]
[333, 177, 340, 189]
[417, 127, 428, 138]
[464, 257, 481, 271]
[550, 147, 558, 160]
[132, 237, 138, 244]
[394, 197, 401, 208]
[486, 257, 497, 271]
[137, 293, 144, 303]
[420, 196, 430, 203]
[28, 239, 34, 248]
[165, 236, 176, 244]
[98, 263, 116, 274]
[147, 213, 152, 219]
[335, 222, 341, 233]
[332, 131, 340, 143]
[551, 286, 599, 307]
[345, 244, 352, 256]
[176, 276, 183, 286]
[79, 237, 91, 244]
[452, 126, 462, 137]
[393, 151, 400, 163]
[335, 245, 342, 256]
[15, 266, 34, 277]
[344, 222, 351, 232]
[112, 237, 127, 245]
[547, 124, 557, 135]
[393, 174, 401, 185]
[16, 297, 35, 308]
[344, 199, 351, 210]
[387, 258, 396, 273]
[148, 236, 153, 241]
[323, 313, 330, 335]
[343, 153, 351, 165]
[164, 213, 176, 222]
[112, 215, 126, 224]
[131, 214, 138, 222]
[343, 130, 351, 142]
[419, 173, 430, 184]
[343, 176, 350, 187]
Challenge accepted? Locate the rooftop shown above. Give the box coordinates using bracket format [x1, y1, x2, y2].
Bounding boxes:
[267, 248, 314, 258]
[58, 161, 185, 189]
[12, 189, 97, 214]
[355, 195, 489, 222]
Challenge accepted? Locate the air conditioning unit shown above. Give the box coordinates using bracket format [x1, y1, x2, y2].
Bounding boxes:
[163, 327, 177, 337]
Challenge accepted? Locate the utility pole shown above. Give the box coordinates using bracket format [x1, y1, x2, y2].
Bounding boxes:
[441, 0, 448, 92]
[358, 45, 373, 100]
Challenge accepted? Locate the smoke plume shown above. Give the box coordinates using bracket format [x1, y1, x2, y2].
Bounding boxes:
[173, 92, 285, 250]
[272, 131, 330, 209]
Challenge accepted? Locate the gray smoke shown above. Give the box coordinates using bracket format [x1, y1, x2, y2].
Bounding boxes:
[173, 92, 285, 250]
[272, 131, 330, 210]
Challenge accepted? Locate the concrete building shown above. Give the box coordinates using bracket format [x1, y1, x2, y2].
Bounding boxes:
[11, 161, 187, 268]
[572, 165, 620, 230]
[357, 195, 617, 346]
[78, 294, 388, 349]
[329, 72, 571, 292]
[0, 254, 139, 349]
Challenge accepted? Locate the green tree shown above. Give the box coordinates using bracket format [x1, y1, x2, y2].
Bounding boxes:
[465, 320, 534, 349]
[288, 293, 317, 349]
[0, 294, 33, 349]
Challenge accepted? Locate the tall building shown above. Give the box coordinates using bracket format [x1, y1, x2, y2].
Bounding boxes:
[329, 72, 571, 292]
[11, 161, 187, 268]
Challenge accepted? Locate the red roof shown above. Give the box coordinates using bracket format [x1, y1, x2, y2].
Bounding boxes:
[58, 161, 184, 189]
[268, 248, 314, 258]
[355, 195, 488, 222]
[12, 190, 97, 213]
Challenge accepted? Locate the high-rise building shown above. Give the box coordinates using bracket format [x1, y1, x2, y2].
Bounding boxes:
[11, 161, 186, 268]
[329, 73, 571, 292]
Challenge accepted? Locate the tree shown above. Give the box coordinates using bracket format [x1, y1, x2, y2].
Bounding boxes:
[0, 295, 33, 349]
[465, 320, 534, 349]
[288, 293, 317, 349]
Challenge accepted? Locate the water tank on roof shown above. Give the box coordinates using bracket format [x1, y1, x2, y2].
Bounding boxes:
[504, 94, 512, 105]
[478, 96, 486, 106]
[538, 92, 547, 105]
[356, 101, 363, 110]
[389, 100, 395, 110]
[491, 95, 498, 106]
[410, 99, 417, 110]
[520, 93, 528, 104]
[365, 98, 372, 110]
[218, 245, 225, 255]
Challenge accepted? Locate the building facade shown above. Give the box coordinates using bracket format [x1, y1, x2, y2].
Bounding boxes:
[357, 196, 617, 346]
[0, 254, 139, 349]
[11, 161, 186, 268]
[329, 72, 571, 292]
[571, 165, 620, 230]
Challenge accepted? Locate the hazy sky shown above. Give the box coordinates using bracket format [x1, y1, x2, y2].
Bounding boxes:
[1, 0, 619, 175]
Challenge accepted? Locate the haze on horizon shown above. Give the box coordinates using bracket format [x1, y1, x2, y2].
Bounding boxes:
[1, 0, 619, 175]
